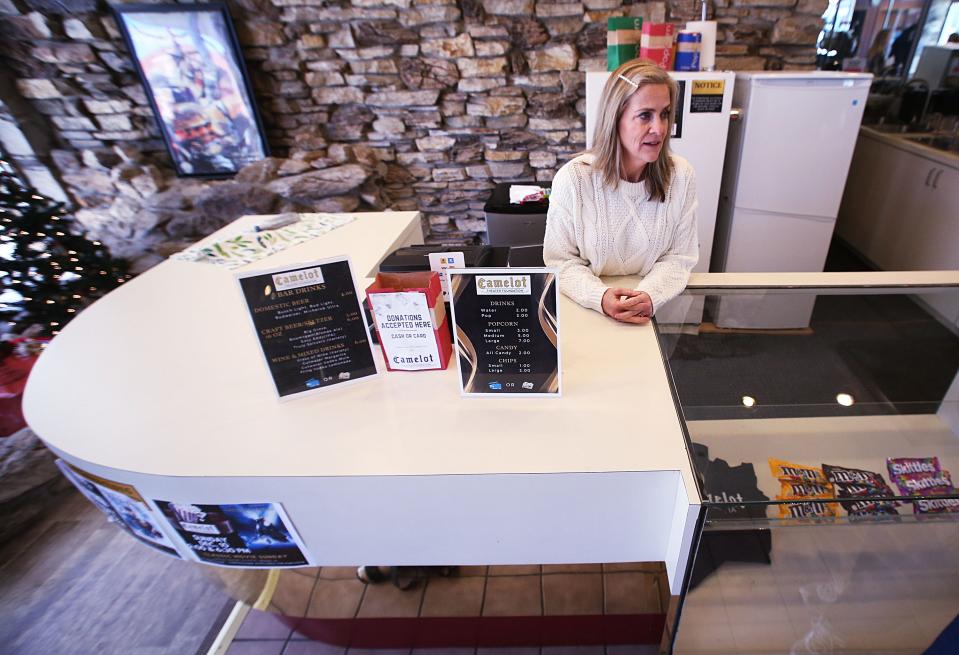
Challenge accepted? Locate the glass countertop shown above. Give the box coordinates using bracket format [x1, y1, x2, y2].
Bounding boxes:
[656, 283, 959, 525]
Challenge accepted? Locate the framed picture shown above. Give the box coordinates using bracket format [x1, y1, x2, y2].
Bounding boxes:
[113, 3, 269, 178]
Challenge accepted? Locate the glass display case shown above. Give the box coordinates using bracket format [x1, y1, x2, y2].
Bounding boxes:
[658, 281, 959, 654]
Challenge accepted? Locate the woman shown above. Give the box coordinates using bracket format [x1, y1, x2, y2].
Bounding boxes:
[867, 29, 890, 76]
[544, 60, 698, 324]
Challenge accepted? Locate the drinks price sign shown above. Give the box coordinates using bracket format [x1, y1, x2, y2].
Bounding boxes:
[448, 268, 561, 397]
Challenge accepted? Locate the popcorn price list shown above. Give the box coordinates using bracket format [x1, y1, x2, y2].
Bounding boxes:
[479, 299, 536, 376]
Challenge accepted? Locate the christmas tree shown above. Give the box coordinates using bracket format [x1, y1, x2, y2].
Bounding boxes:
[0, 165, 130, 338]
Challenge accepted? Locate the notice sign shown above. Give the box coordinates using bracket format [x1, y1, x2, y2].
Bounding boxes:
[154, 501, 311, 567]
[690, 79, 725, 113]
[237, 256, 377, 399]
[449, 268, 561, 396]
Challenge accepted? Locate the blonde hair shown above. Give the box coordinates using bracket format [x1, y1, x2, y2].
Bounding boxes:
[589, 59, 678, 202]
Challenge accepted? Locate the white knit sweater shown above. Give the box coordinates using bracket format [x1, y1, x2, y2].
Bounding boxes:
[543, 152, 699, 315]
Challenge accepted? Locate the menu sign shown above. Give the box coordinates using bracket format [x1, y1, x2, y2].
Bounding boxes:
[237, 256, 377, 399]
[449, 268, 561, 396]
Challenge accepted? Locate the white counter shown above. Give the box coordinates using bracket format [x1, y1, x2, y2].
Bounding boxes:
[23, 211, 701, 594]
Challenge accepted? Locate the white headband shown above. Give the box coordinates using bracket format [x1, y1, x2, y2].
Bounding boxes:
[617, 74, 639, 88]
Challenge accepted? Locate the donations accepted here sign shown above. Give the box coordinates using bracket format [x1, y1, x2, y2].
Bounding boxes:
[237, 256, 377, 399]
[448, 268, 561, 397]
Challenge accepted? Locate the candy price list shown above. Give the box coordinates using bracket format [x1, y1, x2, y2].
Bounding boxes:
[479, 299, 536, 378]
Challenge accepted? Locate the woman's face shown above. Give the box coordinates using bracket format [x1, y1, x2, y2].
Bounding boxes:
[617, 83, 671, 166]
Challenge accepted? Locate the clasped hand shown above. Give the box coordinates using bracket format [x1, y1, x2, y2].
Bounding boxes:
[601, 288, 653, 324]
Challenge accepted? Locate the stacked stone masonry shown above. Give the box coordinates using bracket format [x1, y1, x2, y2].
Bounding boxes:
[0, 0, 825, 264]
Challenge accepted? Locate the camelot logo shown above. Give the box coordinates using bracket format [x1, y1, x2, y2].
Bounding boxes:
[476, 275, 531, 295]
[273, 266, 325, 292]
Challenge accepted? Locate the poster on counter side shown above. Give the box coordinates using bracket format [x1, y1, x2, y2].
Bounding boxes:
[154, 501, 312, 567]
[237, 256, 378, 399]
[55, 460, 181, 558]
[449, 268, 561, 397]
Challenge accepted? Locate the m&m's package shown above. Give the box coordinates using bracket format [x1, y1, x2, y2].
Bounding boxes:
[823, 464, 899, 517]
[769, 459, 838, 519]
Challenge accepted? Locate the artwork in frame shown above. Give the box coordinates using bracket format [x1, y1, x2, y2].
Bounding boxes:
[113, 3, 269, 178]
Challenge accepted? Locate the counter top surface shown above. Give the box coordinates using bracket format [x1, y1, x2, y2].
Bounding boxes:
[24, 211, 697, 496]
[860, 125, 959, 167]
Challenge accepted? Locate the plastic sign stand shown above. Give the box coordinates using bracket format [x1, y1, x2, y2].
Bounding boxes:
[448, 268, 561, 397]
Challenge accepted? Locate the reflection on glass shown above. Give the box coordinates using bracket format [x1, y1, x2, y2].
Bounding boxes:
[658, 285, 959, 653]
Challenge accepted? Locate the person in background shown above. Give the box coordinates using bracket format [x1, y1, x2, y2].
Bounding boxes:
[948, 33, 959, 44]
[867, 28, 891, 75]
[891, 24, 918, 75]
[544, 59, 698, 325]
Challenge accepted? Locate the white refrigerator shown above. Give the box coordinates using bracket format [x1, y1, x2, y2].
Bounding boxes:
[712, 71, 871, 328]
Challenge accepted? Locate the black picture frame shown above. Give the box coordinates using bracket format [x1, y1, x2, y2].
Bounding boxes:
[113, 3, 269, 178]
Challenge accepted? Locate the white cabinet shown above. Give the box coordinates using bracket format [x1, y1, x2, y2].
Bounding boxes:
[837, 130, 959, 323]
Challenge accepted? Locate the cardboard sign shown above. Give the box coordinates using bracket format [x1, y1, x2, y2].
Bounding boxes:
[449, 268, 561, 397]
[237, 256, 377, 399]
[367, 271, 452, 371]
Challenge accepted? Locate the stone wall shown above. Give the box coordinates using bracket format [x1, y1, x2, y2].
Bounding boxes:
[0, 0, 826, 262]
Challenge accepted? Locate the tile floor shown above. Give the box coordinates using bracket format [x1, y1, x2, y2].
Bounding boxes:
[225, 565, 670, 654]
[227, 606, 660, 655]
[264, 564, 669, 619]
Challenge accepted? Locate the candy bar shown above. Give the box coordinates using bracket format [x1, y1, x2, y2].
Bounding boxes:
[913, 497, 959, 514]
[823, 464, 888, 488]
[769, 458, 827, 484]
[894, 470, 954, 496]
[778, 501, 839, 519]
[780, 481, 833, 499]
[887, 457, 940, 478]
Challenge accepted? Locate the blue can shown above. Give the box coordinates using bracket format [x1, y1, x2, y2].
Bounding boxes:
[675, 30, 702, 71]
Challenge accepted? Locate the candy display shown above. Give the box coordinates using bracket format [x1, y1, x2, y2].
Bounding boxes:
[761, 456, 959, 518]
[887, 456, 959, 514]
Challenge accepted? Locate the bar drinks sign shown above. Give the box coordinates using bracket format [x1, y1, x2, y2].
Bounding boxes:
[237, 256, 377, 399]
[449, 268, 561, 397]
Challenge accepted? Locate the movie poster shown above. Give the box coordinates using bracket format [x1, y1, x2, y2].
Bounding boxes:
[114, 5, 267, 177]
[154, 501, 312, 567]
[56, 460, 180, 558]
